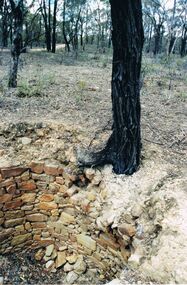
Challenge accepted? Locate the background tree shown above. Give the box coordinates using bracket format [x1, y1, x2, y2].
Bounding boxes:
[8, 0, 24, 87]
[41, 0, 51, 51]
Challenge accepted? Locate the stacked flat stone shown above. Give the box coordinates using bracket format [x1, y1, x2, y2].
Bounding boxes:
[0, 162, 136, 280]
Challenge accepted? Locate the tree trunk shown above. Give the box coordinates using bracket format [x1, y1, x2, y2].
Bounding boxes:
[146, 23, 152, 53]
[78, 0, 144, 175]
[180, 37, 186, 57]
[52, 0, 58, 53]
[9, 0, 23, 88]
[168, 35, 176, 54]
[168, 0, 177, 56]
[42, 0, 51, 51]
[154, 25, 161, 55]
[48, 0, 51, 51]
[180, 25, 187, 57]
[62, 0, 70, 52]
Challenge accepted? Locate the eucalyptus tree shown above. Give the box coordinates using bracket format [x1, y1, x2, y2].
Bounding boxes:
[41, 0, 51, 51]
[62, 0, 86, 52]
[79, 0, 144, 175]
[179, 0, 187, 57]
[0, 0, 11, 47]
[8, 0, 24, 87]
[143, 0, 166, 55]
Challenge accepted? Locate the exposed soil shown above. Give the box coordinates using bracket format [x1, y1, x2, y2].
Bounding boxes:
[0, 46, 186, 284]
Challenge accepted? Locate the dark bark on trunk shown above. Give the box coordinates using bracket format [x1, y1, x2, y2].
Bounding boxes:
[1, 0, 9, 47]
[154, 24, 162, 55]
[72, 8, 81, 52]
[168, 0, 177, 55]
[146, 23, 152, 53]
[2, 19, 9, 47]
[52, 0, 57, 53]
[62, 0, 70, 52]
[180, 25, 187, 57]
[48, 0, 51, 50]
[168, 35, 176, 54]
[78, 0, 144, 175]
[42, 0, 51, 51]
[80, 18, 84, 49]
[8, 0, 23, 88]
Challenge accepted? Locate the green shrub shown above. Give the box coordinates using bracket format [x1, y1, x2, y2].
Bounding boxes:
[16, 71, 55, 98]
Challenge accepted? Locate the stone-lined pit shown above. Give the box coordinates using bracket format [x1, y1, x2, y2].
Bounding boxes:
[0, 162, 135, 284]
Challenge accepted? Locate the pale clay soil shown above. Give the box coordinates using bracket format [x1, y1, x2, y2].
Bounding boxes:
[0, 47, 187, 284]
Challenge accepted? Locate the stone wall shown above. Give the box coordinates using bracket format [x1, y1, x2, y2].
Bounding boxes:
[0, 162, 134, 281]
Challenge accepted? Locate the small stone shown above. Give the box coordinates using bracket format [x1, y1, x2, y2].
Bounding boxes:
[86, 192, 96, 202]
[48, 183, 60, 192]
[30, 161, 44, 174]
[0, 194, 13, 203]
[4, 218, 24, 228]
[25, 222, 31, 230]
[51, 249, 57, 260]
[11, 233, 32, 246]
[44, 163, 60, 176]
[0, 218, 4, 225]
[91, 170, 102, 185]
[0, 167, 28, 179]
[35, 249, 44, 261]
[6, 184, 16, 195]
[19, 180, 36, 191]
[66, 186, 79, 197]
[42, 232, 50, 238]
[76, 234, 96, 251]
[43, 255, 51, 262]
[96, 233, 120, 250]
[66, 271, 78, 284]
[21, 205, 33, 211]
[59, 246, 67, 251]
[15, 225, 24, 231]
[56, 251, 66, 268]
[56, 177, 64, 185]
[21, 171, 30, 181]
[81, 199, 90, 212]
[4, 199, 23, 210]
[66, 255, 78, 264]
[46, 260, 54, 269]
[0, 228, 14, 243]
[39, 202, 57, 211]
[84, 168, 95, 181]
[21, 193, 36, 203]
[64, 263, 74, 272]
[46, 244, 54, 257]
[99, 274, 105, 280]
[74, 255, 86, 274]
[40, 194, 54, 202]
[118, 223, 136, 237]
[0, 177, 14, 188]
[131, 204, 143, 218]
[127, 253, 142, 268]
[60, 212, 75, 225]
[26, 214, 47, 222]
[21, 137, 32, 145]
[51, 209, 59, 216]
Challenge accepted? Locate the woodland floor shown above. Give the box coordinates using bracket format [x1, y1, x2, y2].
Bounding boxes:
[0, 46, 186, 165]
[0, 46, 186, 284]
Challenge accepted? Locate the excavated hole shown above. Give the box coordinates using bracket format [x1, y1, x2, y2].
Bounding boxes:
[0, 162, 134, 284]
